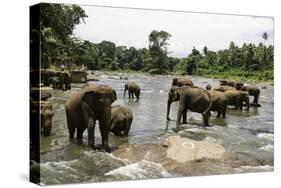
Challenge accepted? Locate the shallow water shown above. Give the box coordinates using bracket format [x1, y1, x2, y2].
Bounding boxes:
[39, 72, 274, 185]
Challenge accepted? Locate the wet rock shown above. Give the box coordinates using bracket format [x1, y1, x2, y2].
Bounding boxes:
[178, 128, 208, 140]
[113, 135, 227, 176]
[87, 74, 100, 81]
[166, 136, 225, 163]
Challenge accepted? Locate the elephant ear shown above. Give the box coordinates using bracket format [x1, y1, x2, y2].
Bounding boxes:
[174, 87, 182, 101]
[111, 90, 117, 103]
[81, 91, 96, 110]
[172, 78, 178, 86]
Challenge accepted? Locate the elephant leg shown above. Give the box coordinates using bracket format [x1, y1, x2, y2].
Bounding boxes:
[166, 100, 172, 121]
[176, 107, 184, 130]
[128, 91, 131, 99]
[253, 94, 259, 104]
[77, 128, 86, 144]
[203, 114, 209, 127]
[66, 110, 75, 139]
[176, 96, 186, 130]
[132, 91, 135, 99]
[182, 109, 187, 124]
[99, 120, 110, 152]
[216, 111, 221, 118]
[88, 119, 96, 147]
[124, 118, 132, 136]
[222, 109, 226, 119]
[110, 119, 120, 136]
[235, 99, 239, 110]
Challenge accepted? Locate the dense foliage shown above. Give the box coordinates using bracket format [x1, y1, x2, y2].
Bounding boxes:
[40, 4, 274, 81]
[40, 3, 88, 69]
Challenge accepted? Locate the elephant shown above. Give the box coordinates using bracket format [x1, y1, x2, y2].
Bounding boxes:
[59, 72, 72, 90]
[41, 102, 54, 136]
[41, 70, 56, 87]
[219, 79, 244, 90]
[219, 79, 236, 87]
[166, 86, 212, 129]
[41, 93, 52, 101]
[110, 105, 133, 136]
[213, 85, 236, 92]
[119, 76, 128, 80]
[234, 82, 244, 90]
[63, 72, 72, 90]
[172, 77, 193, 87]
[224, 90, 250, 111]
[123, 82, 141, 99]
[65, 84, 117, 152]
[48, 76, 61, 90]
[206, 85, 229, 118]
[241, 85, 260, 104]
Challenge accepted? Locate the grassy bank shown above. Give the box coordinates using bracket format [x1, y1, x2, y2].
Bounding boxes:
[195, 68, 274, 84]
[44, 65, 274, 84]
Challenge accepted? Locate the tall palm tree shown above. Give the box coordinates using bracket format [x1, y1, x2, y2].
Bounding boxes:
[262, 32, 269, 45]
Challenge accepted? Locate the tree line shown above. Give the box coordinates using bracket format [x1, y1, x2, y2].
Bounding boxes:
[39, 4, 274, 81]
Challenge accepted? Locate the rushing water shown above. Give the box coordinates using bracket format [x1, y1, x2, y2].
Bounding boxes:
[39, 72, 274, 185]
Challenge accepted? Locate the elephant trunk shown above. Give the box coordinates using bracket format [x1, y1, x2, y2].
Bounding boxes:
[100, 105, 112, 151]
[166, 99, 172, 120]
[123, 88, 127, 98]
[203, 92, 213, 116]
[245, 97, 250, 111]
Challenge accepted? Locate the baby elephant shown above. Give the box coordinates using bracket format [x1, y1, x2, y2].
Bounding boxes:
[41, 102, 54, 136]
[124, 82, 141, 99]
[111, 105, 133, 136]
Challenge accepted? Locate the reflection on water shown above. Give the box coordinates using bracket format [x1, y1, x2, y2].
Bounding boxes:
[39, 72, 274, 184]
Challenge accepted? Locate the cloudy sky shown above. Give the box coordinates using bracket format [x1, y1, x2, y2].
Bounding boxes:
[73, 5, 274, 57]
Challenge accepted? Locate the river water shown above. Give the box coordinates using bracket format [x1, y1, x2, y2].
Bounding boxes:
[39, 72, 274, 185]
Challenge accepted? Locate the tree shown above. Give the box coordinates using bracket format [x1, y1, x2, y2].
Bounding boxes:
[148, 30, 171, 73]
[40, 4, 87, 68]
[262, 32, 269, 45]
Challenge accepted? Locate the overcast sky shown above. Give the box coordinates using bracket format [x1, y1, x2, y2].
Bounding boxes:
[73, 5, 274, 57]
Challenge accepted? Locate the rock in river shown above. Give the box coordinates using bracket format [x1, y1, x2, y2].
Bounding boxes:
[165, 136, 225, 163]
[113, 135, 226, 175]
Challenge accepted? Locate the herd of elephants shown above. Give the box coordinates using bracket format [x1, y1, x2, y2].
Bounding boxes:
[35, 72, 262, 152]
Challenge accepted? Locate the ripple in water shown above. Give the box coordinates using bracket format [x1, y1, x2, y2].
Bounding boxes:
[105, 160, 173, 180]
[256, 133, 274, 141]
[259, 144, 274, 152]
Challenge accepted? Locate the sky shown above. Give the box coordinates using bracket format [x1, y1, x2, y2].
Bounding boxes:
[73, 5, 274, 57]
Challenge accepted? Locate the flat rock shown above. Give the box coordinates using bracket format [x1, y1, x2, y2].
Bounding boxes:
[113, 135, 225, 164]
[165, 136, 225, 163]
[112, 135, 229, 176]
[87, 74, 100, 81]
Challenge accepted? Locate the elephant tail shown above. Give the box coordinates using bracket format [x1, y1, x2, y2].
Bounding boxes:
[203, 92, 213, 116]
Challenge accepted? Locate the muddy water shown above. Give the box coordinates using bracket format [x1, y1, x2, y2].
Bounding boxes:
[39, 72, 274, 185]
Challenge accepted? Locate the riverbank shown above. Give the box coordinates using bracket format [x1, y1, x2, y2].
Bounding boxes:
[44, 65, 274, 84]
[90, 69, 273, 85]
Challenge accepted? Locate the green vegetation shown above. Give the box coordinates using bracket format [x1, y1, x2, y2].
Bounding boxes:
[39, 4, 274, 82]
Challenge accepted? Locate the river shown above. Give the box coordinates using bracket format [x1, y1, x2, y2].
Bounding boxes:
[39, 72, 274, 185]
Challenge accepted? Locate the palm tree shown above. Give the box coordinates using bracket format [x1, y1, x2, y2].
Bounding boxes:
[262, 32, 269, 45]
